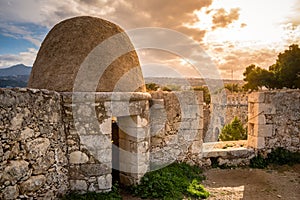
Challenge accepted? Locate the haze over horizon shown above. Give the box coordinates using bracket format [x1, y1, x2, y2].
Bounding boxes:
[0, 0, 300, 79]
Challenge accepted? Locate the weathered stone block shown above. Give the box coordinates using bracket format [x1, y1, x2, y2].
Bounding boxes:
[70, 180, 88, 191]
[20, 175, 46, 193]
[81, 164, 111, 176]
[248, 92, 265, 103]
[1, 185, 19, 200]
[69, 151, 89, 164]
[26, 138, 50, 160]
[247, 136, 265, 149]
[190, 140, 202, 154]
[1, 160, 29, 184]
[20, 127, 34, 141]
[99, 118, 112, 134]
[97, 174, 112, 190]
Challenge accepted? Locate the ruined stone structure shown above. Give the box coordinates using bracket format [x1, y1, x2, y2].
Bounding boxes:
[247, 90, 300, 152]
[150, 91, 203, 167]
[1, 88, 300, 199]
[204, 92, 248, 142]
[28, 16, 145, 92]
[1, 16, 300, 199]
[0, 88, 68, 199]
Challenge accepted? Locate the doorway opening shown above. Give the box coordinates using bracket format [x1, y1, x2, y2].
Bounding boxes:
[112, 117, 120, 184]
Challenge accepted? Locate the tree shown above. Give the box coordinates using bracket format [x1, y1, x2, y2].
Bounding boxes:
[224, 83, 242, 93]
[243, 44, 300, 90]
[269, 44, 300, 89]
[243, 65, 275, 91]
[219, 116, 247, 141]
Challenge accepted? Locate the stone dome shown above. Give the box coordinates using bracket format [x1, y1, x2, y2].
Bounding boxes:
[28, 16, 145, 92]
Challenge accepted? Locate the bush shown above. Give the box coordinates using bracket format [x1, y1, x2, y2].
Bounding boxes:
[250, 147, 300, 168]
[131, 162, 209, 199]
[219, 116, 247, 141]
[146, 82, 160, 92]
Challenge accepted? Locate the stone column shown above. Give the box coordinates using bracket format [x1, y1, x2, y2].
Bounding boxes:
[118, 115, 150, 185]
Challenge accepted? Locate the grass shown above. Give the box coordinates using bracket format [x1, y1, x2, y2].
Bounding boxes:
[130, 162, 209, 199]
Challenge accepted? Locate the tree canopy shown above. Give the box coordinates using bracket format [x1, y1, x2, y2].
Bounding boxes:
[243, 44, 300, 91]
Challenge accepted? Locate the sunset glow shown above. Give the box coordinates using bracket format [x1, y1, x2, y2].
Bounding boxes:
[0, 0, 299, 79]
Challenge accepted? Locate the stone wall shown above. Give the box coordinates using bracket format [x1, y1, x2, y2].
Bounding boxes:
[204, 92, 248, 142]
[61, 92, 151, 190]
[225, 93, 248, 125]
[0, 88, 68, 199]
[248, 90, 300, 153]
[149, 91, 204, 167]
[1, 88, 300, 198]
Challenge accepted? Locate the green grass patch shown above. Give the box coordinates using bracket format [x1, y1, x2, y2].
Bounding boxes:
[130, 162, 209, 199]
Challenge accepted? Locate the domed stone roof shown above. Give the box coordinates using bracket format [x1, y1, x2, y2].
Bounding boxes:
[28, 16, 145, 92]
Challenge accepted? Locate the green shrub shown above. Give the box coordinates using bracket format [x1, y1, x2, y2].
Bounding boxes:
[267, 148, 300, 166]
[131, 162, 209, 199]
[250, 154, 268, 169]
[219, 116, 247, 141]
[187, 179, 210, 199]
[250, 147, 300, 168]
[146, 82, 160, 92]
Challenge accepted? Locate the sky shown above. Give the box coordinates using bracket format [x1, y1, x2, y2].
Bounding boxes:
[0, 0, 300, 79]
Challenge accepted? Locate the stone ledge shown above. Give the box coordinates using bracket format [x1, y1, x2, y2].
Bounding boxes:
[61, 92, 152, 103]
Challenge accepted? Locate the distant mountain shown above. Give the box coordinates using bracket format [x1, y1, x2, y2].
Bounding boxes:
[0, 64, 31, 88]
[0, 64, 32, 77]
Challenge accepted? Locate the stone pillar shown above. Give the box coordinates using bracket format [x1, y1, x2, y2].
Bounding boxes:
[247, 92, 274, 150]
[118, 115, 150, 185]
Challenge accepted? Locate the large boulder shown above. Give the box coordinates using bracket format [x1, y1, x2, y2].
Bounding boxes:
[28, 16, 145, 92]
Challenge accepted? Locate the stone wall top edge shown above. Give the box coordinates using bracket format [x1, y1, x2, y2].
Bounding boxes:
[0, 87, 60, 95]
[60, 91, 152, 101]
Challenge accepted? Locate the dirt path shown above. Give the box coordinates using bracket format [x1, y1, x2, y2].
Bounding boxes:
[203, 164, 300, 200]
[121, 164, 300, 200]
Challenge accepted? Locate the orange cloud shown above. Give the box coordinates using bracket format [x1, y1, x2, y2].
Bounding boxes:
[212, 8, 240, 30]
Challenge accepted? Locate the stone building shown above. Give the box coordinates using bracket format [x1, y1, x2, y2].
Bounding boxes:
[0, 16, 299, 199]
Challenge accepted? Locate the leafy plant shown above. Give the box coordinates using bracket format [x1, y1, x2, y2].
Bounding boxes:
[187, 179, 210, 199]
[219, 116, 247, 141]
[131, 162, 208, 199]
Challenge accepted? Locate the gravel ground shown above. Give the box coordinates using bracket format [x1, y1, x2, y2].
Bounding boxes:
[203, 164, 300, 200]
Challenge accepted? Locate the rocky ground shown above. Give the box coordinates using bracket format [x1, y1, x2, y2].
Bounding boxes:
[121, 164, 300, 200]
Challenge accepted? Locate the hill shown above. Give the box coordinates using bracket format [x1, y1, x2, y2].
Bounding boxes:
[0, 64, 32, 77]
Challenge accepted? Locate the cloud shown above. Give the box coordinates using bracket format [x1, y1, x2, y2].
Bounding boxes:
[213, 48, 278, 79]
[212, 8, 240, 30]
[0, 0, 214, 42]
[0, 48, 37, 68]
[285, 1, 300, 26]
